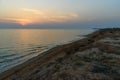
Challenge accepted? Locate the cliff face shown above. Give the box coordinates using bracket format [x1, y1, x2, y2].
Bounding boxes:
[1, 28, 120, 80]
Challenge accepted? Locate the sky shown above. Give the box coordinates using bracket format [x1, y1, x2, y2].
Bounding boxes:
[0, 0, 120, 29]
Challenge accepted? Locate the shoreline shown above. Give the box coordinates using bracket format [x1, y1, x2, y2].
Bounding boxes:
[0, 28, 120, 80]
[0, 45, 63, 79]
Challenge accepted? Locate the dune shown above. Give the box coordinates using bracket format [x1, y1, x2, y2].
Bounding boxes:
[0, 28, 120, 80]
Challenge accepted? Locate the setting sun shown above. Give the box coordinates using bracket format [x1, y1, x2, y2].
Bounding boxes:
[0, 7, 80, 26]
[17, 19, 33, 26]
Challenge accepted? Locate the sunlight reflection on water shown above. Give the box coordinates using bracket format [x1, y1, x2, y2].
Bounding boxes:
[0, 29, 93, 73]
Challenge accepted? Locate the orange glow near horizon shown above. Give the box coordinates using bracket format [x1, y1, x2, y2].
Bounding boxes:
[0, 8, 80, 26]
[16, 19, 33, 26]
[1, 0, 120, 27]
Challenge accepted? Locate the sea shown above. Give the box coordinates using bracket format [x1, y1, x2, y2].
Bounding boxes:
[0, 29, 93, 73]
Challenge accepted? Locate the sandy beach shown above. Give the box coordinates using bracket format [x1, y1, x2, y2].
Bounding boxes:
[0, 28, 120, 80]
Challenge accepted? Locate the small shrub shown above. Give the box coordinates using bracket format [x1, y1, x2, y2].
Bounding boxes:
[74, 61, 85, 66]
[46, 62, 54, 67]
[92, 64, 111, 74]
[56, 57, 64, 63]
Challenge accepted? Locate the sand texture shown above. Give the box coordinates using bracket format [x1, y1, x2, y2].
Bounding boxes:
[0, 28, 120, 80]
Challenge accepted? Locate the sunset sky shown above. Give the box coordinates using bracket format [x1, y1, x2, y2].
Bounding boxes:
[0, 0, 120, 29]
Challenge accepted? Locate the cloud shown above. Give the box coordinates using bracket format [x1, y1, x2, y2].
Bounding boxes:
[0, 8, 80, 25]
[22, 8, 44, 15]
[0, 18, 17, 23]
[0, 18, 33, 25]
[69, 13, 79, 18]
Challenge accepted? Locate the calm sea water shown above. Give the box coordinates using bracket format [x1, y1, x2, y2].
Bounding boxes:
[0, 29, 93, 73]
